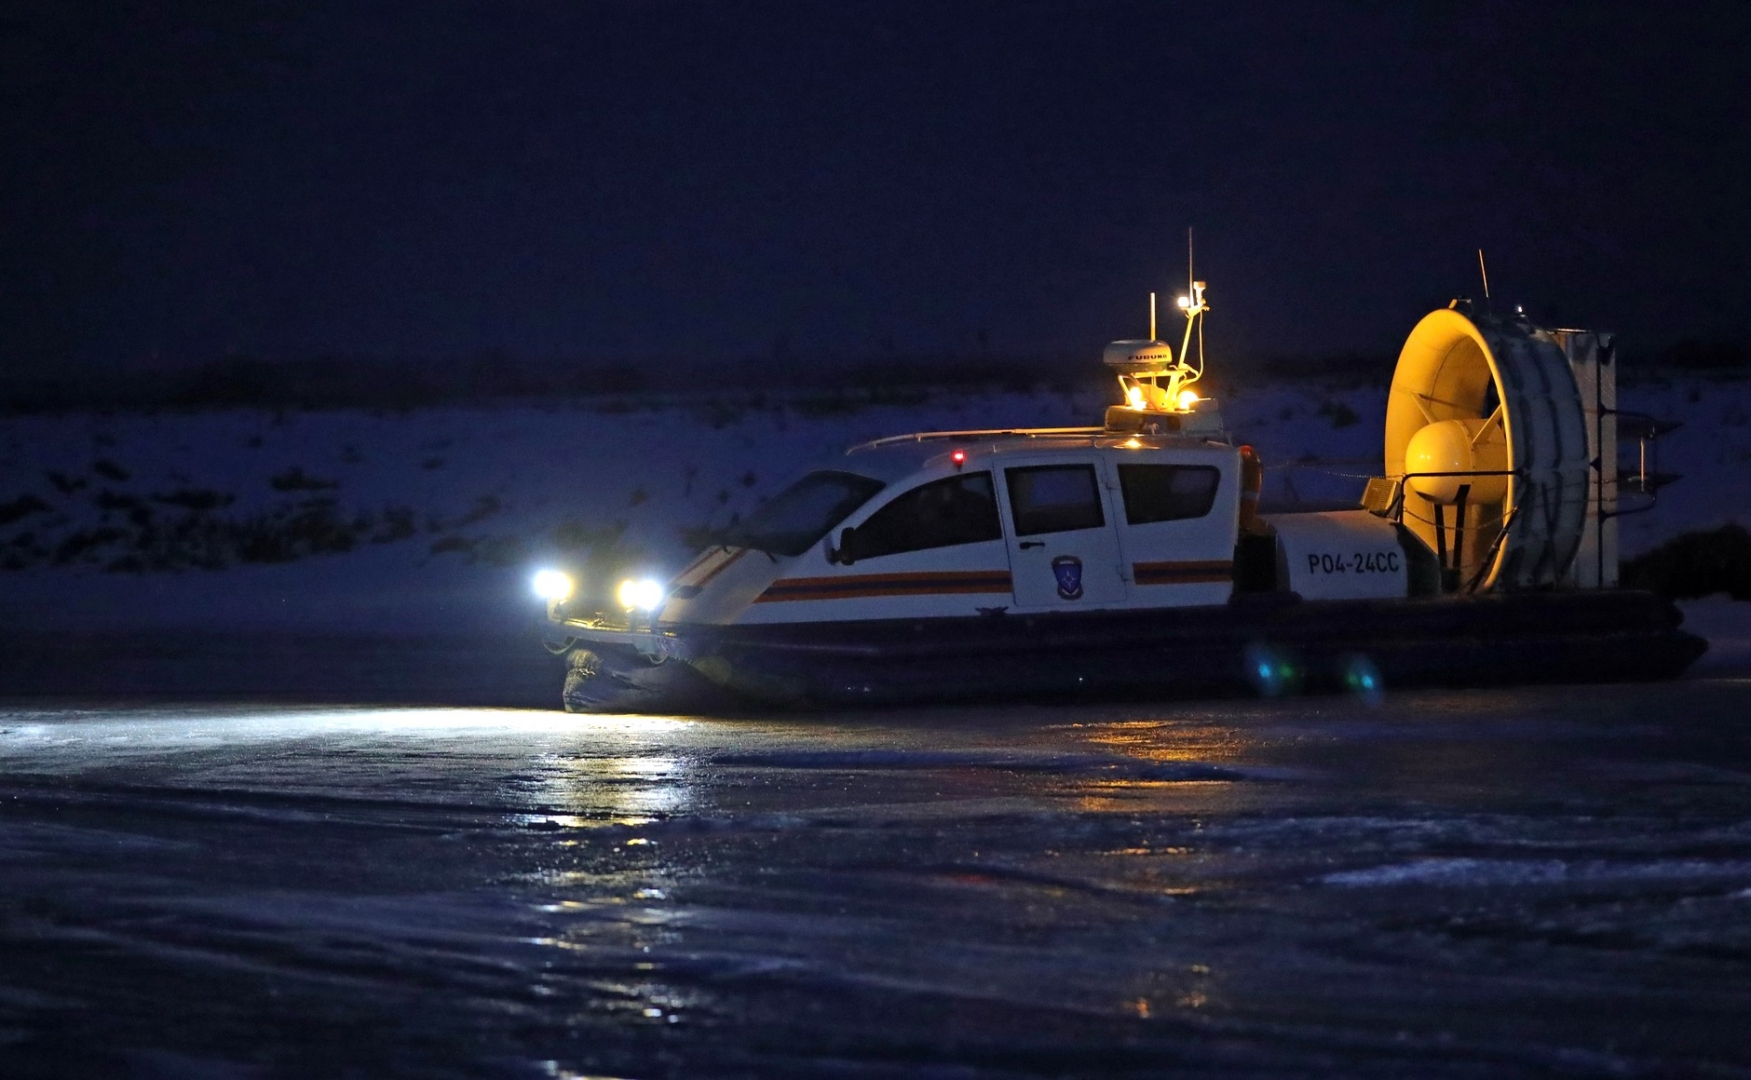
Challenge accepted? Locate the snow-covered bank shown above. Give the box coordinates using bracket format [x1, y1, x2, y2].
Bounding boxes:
[1, 377, 1747, 653]
[0, 383, 1372, 634]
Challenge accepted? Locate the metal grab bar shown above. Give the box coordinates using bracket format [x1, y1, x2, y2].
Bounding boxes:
[848, 427, 1104, 453]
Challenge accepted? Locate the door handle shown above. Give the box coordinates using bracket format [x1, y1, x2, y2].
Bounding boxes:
[1019, 541, 1045, 549]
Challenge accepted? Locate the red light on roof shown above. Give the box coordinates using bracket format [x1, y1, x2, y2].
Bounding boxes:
[951, 449, 966, 469]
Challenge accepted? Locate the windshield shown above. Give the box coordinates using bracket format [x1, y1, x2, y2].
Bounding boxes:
[724, 470, 886, 557]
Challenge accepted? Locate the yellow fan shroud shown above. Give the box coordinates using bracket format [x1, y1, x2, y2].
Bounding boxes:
[1386, 308, 1590, 591]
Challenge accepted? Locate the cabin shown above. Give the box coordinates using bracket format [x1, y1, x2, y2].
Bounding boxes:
[660, 430, 1246, 625]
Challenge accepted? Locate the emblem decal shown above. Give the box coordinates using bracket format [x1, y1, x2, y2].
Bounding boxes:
[1051, 555, 1084, 600]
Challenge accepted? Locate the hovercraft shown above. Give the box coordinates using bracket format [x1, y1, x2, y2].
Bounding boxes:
[534, 280, 1705, 713]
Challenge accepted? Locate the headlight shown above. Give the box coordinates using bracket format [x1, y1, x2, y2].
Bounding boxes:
[617, 577, 665, 611]
[532, 569, 574, 602]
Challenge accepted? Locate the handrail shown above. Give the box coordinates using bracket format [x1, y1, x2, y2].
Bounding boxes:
[846, 426, 1105, 453]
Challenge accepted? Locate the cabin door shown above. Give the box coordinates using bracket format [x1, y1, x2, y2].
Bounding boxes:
[997, 460, 1128, 609]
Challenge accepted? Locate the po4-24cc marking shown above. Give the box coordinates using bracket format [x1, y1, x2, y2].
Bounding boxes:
[1307, 550, 1401, 575]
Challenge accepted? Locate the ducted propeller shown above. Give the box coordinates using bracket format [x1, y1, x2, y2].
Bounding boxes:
[1385, 306, 1590, 591]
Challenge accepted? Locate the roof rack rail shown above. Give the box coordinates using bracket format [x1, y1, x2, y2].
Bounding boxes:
[846, 426, 1105, 454]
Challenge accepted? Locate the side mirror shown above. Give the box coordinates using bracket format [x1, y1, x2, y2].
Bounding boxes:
[832, 526, 859, 566]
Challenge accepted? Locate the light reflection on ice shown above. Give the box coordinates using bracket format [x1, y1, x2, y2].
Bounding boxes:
[0, 705, 693, 748]
[539, 1063, 639, 1080]
[0, 707, 705, 789]
[532, 754, 696, 821]
[510, 813, 599, 829]
[1073, 716, 1249, 768]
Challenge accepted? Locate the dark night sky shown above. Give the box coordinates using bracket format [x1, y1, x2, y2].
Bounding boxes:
[3, 0, 1749, 373]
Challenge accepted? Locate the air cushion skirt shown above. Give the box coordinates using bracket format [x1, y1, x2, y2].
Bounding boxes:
[553, 590, 1705, 714]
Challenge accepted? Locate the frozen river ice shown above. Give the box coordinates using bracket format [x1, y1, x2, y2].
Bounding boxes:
[3, 680, 1751, 1078]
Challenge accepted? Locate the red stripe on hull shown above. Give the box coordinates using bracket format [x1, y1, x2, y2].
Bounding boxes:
[756, 571, 1012, 603]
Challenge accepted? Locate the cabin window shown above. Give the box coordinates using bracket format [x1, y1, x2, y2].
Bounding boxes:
[1117, 464, 1220, 524]
[853, 472, 1002, 558]
[724, 470, 886, 556]
[1006, 464, 1105, 536]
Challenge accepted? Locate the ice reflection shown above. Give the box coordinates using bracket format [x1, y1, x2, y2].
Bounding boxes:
[513, 741, 704, 1032]
[0, 705, 696, 757]
[523, 753, 698, 826]
[1072, 716, 1248, 766]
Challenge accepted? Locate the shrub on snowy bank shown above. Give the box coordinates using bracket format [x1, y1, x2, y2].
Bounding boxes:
[1622, 524, 1751, 601]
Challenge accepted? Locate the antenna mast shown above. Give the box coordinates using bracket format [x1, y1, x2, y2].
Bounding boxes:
[1177, 228, 1208, 381]
[1477, 248, 1491, 302]
[1101, 226, 1213, 416]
